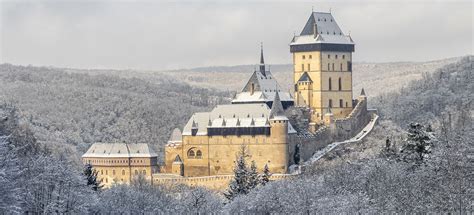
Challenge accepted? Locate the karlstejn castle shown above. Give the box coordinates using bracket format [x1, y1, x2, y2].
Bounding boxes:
[83, 11, 376, 190]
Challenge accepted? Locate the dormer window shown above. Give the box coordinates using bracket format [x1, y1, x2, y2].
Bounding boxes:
[331, 19, 333, 22]
[324, 18, 326, 22]
[318, 18, 320, 21]
[333, 31, 336, 35]
[328, 54, 331, 59]
[335, 55, 338, 59]
[327, 31, 329, 34]
[342, 55, 345, 59]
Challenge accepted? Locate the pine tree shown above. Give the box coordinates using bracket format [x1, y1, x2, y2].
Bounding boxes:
[400, 123, 435, 163]
[248, 161, 259, 190]
[225, 144, 257, 200]
[83, 163, 102, 191]
[259, 163, 272, 186]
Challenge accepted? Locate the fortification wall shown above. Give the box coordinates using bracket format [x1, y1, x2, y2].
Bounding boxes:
[293, 98, 372, 163]
[152, 174, 295, 191]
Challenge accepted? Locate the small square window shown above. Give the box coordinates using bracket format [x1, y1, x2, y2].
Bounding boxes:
[309, 55, 312, 59]
[302, 55, 305, 60]
[335, 55, 338, 59]
[328, 54, 330, 59]
[342, 55, 345, 59]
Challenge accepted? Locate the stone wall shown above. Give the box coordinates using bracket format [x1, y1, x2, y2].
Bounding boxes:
[291, 96, 372, 163]
[152, 173, 296, 191]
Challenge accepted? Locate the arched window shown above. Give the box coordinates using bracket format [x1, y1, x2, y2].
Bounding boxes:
[188, 149, 196, 159]
[328, 78, 332, 90]
[338, 78, 342, 91]
[307, 63, 310, 71]
[135, 170, 138, 175]
[329, 99, 333, 108]
[196, 150, 202, 159]
[122, 169, 125, 175]
[340, 99, 343, 108]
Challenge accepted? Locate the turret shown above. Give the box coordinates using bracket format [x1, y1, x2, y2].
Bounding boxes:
[171, 155, 184, 176]
[269, 91, 288, 144]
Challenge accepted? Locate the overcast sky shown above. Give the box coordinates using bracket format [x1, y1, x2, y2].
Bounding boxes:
[0, 0, 472, 70]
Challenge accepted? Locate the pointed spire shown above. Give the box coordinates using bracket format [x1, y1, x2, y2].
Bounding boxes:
[208, 118, 212, 127]
[191, 119, 198, 129]
[174, 155, 183, 163]
[360, 88, 366, 96]
[270, 90, 285, 118]
[250, 118, 255, 126]
[259, 43, 266, 76]
[222, 118, 226, 127]
[236, 118, 241, 126]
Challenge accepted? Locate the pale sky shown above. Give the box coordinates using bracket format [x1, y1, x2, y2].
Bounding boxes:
[0, 0, 472, 70]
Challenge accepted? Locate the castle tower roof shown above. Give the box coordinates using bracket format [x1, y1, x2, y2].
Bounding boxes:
[270, 91, 286, 119]
[173, 155, 183, 163]
[360, 88, 366, 96]
[290, 11, 355, 53]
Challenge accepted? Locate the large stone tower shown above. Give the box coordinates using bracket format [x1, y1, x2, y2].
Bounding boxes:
[290, 11, 355, 128]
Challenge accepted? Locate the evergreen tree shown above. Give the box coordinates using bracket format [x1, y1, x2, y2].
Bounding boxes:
[259, 163, 272, 186]
[400, 123, 435, 163]
[248, 161, 259, 190]
[83, 163, 102, 191]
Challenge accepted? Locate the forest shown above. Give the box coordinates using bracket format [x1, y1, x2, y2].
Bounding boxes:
[0, 56, 472, 213]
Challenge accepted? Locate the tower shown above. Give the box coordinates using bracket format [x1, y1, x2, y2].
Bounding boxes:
[290, 11, 355, 127]
[172, 155, 184, 176]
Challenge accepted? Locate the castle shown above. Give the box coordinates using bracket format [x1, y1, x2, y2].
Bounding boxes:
[82, 11, 375, 190]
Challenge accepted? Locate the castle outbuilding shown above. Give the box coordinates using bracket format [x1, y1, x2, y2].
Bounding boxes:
[82, 143, 159, 187]
[290, 11, 355, 129]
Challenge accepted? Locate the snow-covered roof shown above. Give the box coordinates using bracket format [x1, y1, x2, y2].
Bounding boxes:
[290, 12, 354, 46]
[182, 103, 296, 136]
[232, 70, 293, 104]
[82, 143, 158, 158]
[168, 128, 182, 143]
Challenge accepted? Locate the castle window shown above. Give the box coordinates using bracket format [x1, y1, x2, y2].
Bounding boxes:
[332, 63, 334, 71]
[105, 178, 108, 183]
[338, 78, 342, 91]
[328, 78, 332, 90]
[329, 99, 333, 108]
[196, 150, 202, 159]
[106, 170, 108, 175]
[101, 170, 103, 175]
[348, 61, 352, 72]
[187, 149, 196, 159]
[143, 170, 146, 175]
[307, 63, 310, 71]
[335, 55, 338, 59]
[113, 170, 115, 175]
[135, 170, 138, 175]
[328, 54, 330, 59]
[346, 102, 348, 107]
[328, 63, 330, 71]
[340, 99, 343, 108]
[342, 55, 345, 59]
[302, 55, 305, 59]
[309, 55, 312, 59]
[122, 169, 125, 175]
[340, 63, 343, 71]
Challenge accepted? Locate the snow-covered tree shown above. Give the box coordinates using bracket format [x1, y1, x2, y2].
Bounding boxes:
[83, 163, 102, 191]
[400, 122, 435, 163]
[259, 163, 271, 186]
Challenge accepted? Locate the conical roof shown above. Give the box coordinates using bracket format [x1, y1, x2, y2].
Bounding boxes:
[270, 91, 285, 118]
[173, 155, 183, 163]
